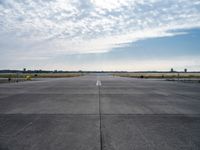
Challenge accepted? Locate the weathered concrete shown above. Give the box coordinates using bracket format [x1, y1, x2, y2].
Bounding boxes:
[0, 75, 199, 150]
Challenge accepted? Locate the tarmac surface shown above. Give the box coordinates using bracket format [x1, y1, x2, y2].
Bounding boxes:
[0, 75, 200, 150]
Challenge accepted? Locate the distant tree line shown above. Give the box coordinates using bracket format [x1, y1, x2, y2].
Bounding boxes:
[0, 69, 199, 74]
[0, 70, 78, 73]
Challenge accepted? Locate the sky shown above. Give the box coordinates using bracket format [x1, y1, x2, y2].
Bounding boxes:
[0, 0, 200, 71]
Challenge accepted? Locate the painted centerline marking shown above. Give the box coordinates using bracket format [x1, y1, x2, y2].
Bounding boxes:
[96, 80, 102, 86]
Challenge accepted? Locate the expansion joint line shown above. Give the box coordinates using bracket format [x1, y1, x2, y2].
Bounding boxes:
[97, 80, 103, 150]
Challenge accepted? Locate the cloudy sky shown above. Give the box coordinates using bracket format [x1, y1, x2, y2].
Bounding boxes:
[0, 0, 200, 71]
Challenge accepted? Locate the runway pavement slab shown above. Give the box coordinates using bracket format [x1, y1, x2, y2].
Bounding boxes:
[0, 94, 99, 114]
[0, 114, 100, 150]
[101, 115, 200, 150]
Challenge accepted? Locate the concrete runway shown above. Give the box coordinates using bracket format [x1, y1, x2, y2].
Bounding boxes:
[0, 75, 200, 150]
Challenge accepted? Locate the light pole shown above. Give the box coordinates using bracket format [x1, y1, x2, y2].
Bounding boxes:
[16, 72, 19, 82]
[178, 72, 180, 81]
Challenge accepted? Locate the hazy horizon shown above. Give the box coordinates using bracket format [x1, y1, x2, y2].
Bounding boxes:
[0, 0, 200, 71]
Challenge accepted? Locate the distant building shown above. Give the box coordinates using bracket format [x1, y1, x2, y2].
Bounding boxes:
[23, 68, 26, 72]
[170, 68, 174, 72]
[184, 69, 187, 73]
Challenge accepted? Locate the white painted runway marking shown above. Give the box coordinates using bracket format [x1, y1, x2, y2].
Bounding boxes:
[96, 80, 102, 86]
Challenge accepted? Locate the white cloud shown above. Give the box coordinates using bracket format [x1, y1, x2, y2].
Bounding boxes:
[91, 0, 133, 10]
[0, 0, 200, 55]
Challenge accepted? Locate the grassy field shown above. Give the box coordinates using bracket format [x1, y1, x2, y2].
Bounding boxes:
[113, 72, 200, 79]
[0, 73, 83, 79]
